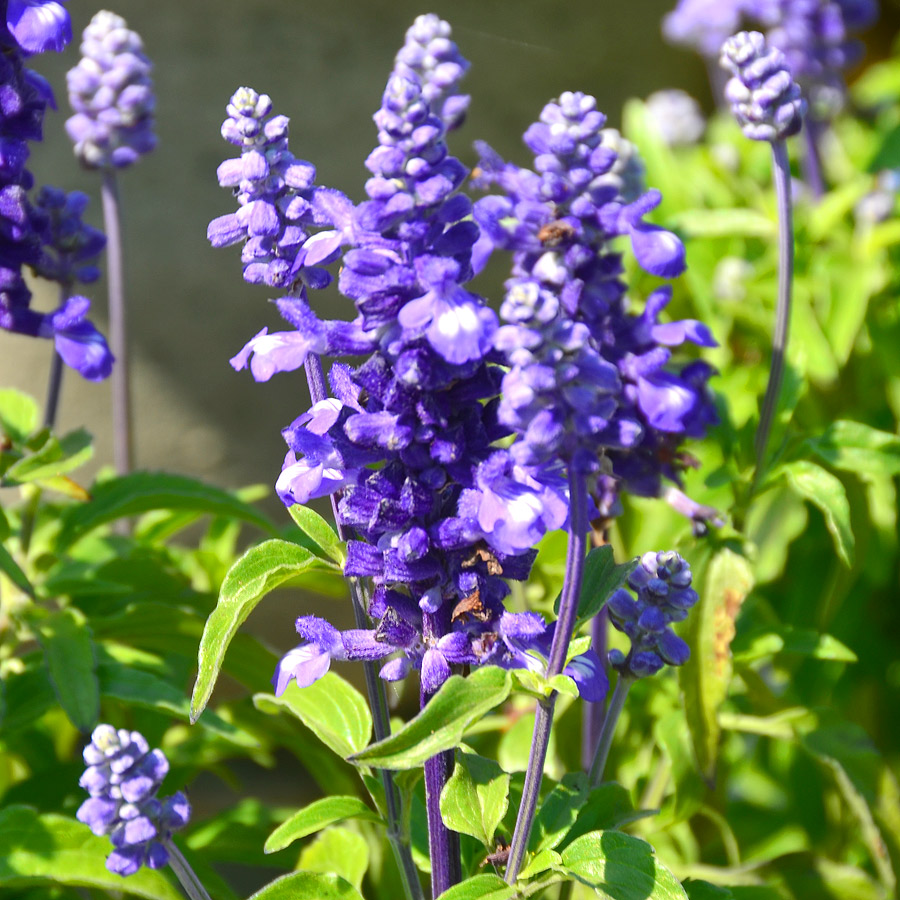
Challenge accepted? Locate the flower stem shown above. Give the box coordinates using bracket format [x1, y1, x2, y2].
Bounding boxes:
[163, 840, 213, 900]
[505, 469, 588, 884]
[588, 673, 632, 786]
[581, 606, 608, 771]
[752, 139, 794, 485]
[101, 170, 131, 476]
[303, 351, 423, 900]
[802, 118, 825, 201]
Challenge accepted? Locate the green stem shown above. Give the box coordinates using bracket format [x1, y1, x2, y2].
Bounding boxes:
[163, 840, 213, 900]
[588, 674, 632, 786]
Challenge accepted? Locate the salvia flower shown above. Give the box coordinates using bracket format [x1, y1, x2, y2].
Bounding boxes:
[606, 550, 698, 678]
[720, 30, 806, 141]
[4, 0, 71, 55]
[65, 11, 156, 169]
[472, 91, 718, 516]
[31, 186, 106, 286]
[393, 13, 470, 132]
[77, 724, 190, 876]
[0, 6, 112, 379]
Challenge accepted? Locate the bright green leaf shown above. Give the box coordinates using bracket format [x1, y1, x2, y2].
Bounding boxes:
[732, 625, 857, 663]
[564, 783, 642, 849]
[560, 830, 689, 899]
[36, 608, 99, 731]
[436, 873, 516, 900]
[669, 208, 775, 238]
[5, 428, 93, 484]
[264, 796, 382, 853]
[0, 542, 34, 597]
[680, 548, 754, 779]
[254, 671, 372, 759]
[191, 538, 328, 720]
[519, 849, 562, 879]
[806, 420, 900, 478]
[530, 774, 589, 853]
[0, 389, 38, 444]
[57, 472, 277, 550]
[440, 751, 510, 848]
[247, 871, 364, 900]
[287, 504, 346, 565]
[553, 545, 638, 629]
[350, 668, 512, 770]
[782, 460, 855, 566]
[0, 806, 182, 899]
[298, 826, 369, 891]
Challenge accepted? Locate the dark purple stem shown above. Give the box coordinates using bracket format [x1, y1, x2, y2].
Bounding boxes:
[505, 469, 588, 883]
[303, 351, 423, 900]
[422, 610, 461, 898]
[753, 139, 794, 483]
[581, 607, 608, 770]
[101, 170, 131, 475]
[43, 286, 69, 429]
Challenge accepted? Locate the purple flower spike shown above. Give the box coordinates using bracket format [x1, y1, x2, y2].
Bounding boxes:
[39, 295, 113, 381]
[6, 0, 71, 54]
[606, 550, 698, 678]
[721, 31, 806, 142]
[76, 724, 190, 877]
[65, 12, 156, 168]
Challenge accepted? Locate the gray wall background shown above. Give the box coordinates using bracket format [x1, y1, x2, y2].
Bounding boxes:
[1, 0, 715, 507]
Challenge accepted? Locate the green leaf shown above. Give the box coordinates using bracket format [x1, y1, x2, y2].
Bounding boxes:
[530, 774, 590, 853]
[97, 662, 256, 746]
[247, 871, 364, 900]
[5, 428, 93, 484]
[191, 538, 329, 720]
[668, 208, 775, 238]
[680, 548, 754, 779]
[682, 881, 734, 899]
[564, 783, 643, 849]
[806, 420, 900, 478]
[254, 671, 372, 758]
[0, 542, 34, 597]
[287, 504, 346, 564]
[0, 806, 182, 899]
[436, 873, 516, 900]
[35, 608, 99, 731]
[782, 460, 854, 566]
[554, 545, 638, 628]
[732, 625, 857, 663]
[655, 710, 705, 824]
[350, 667, 512, 770]
[519, 848, 562, 879]
[298, 826, 369, 891]
[57, 472, 277, 549]
[560, 830, 688, 899]
[802, 723, 900, 893]
[264, 796, 383, 853]
[0, 389, 38, 443]
[440, 751, 510, 848]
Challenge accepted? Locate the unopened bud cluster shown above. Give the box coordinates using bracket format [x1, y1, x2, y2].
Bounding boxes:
[607, 550, 697, 678]
[66, 11, 156, 168]
[720, 31, 805, 142]
[76, 725, 190, 876]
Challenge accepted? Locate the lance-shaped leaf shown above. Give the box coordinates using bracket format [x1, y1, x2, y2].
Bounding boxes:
[4, 428, 93, 485]
[265, 796, 383, 853]
[560, 830, 688, 899]
[36, 607, 99, 732]
[0, 543, 34, 597]
[732, 625, 857, 664]
[440, 751, 510, 848]
[246, 871, 364, 900]
[806, 419, 900, 478]
[680, 548, 754, 779]
[298, 826, 369, 891]
[782, 460, 854, 567]
[350, 668, 512, 770]
[0, 806, 184, 899]
[191, 539, 334, 720]
[287, 504, 346, 565]
[57, 472, 278, 549]
[254, 673, 372, 759]
[436, 874, 517, 900]
[554, 545, 638, 629]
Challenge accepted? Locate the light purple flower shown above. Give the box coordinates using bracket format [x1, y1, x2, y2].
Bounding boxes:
[6, 0, 71, 54]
